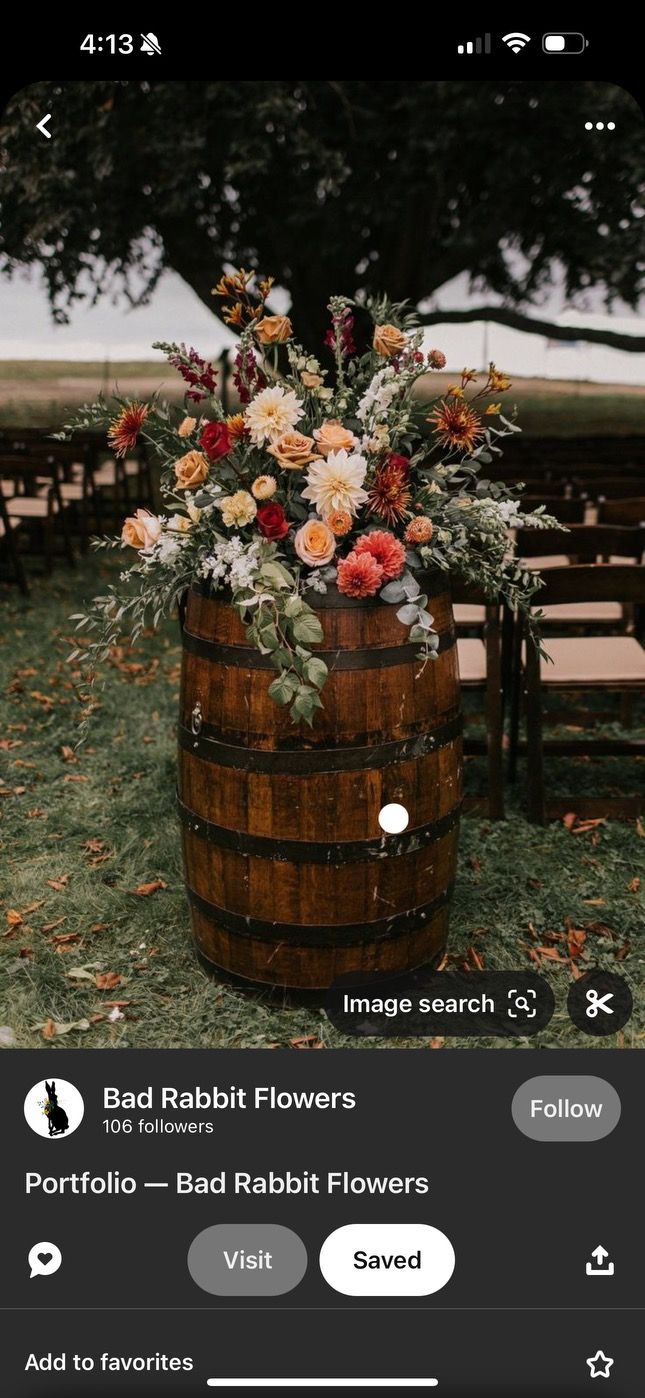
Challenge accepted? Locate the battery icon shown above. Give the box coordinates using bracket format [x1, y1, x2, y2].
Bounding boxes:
[543, 33, 588, 53]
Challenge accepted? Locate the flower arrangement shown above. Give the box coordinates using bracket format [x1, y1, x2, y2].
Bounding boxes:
[64, 269, 558, 727]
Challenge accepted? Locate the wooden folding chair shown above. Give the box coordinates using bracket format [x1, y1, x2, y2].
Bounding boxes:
[0, 456, 76, 572]
[0, 488, 29, 593]
[598, 497, 645, 528]
[513, 565, 645, 822]
[452, 580, 505, 819]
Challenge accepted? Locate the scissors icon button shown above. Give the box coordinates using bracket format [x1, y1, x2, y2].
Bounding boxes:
[586, 989, 614, 1018]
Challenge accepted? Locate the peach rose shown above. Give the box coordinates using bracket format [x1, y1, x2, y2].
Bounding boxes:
[267, 430, 320, 470]
[174, 450, 209, 489]
[294, 519, 336, 568]
[178, 415, 197, 438]
[255, 314, 293, 345]
[313, 420, 357, 455]
[301, 370, 323, 389]
[121, 509, 161, 550]
[373, 323, 407, 358]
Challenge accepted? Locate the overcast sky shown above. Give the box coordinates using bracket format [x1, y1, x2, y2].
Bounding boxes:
[1, 266, 644, 385]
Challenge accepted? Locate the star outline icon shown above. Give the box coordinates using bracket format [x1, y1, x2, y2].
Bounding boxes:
[587, 1349, 614, 1379]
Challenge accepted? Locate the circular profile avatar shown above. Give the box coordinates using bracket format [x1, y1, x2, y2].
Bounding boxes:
[24, 1079, 84, 1140]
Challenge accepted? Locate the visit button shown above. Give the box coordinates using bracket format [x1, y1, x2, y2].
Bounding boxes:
[320, 1224, 455, 1296]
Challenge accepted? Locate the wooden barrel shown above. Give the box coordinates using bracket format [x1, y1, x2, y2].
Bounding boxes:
[178, 573, 463, 990]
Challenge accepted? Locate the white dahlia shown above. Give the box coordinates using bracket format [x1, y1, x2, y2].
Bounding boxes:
[244, 385, 303, 445]
[302, 449, 369, 519]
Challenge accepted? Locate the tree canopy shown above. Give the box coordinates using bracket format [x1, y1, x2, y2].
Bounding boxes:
[1, 79, 644, 348]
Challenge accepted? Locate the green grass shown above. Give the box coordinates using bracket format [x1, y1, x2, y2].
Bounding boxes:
[0, 554, 643, 1052]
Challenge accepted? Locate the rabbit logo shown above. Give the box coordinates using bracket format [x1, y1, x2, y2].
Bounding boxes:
[24, 1078, 84, 1139]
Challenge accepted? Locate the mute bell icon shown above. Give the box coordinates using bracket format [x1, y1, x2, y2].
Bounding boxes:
[140, 33, 162, 55]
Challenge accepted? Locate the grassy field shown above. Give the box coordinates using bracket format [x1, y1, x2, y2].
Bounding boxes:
[1, 553, 643, 1052]
[0, 360, 644, 437]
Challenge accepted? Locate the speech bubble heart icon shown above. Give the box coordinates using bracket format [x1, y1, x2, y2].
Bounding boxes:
[28, 1242, 62, 1278]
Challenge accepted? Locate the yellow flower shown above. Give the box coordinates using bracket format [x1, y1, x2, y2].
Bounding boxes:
[219, 491, 257, 529]
[489, 368, 511, 392]
[225, 413, 248, 442]
[461, 368, 478, 384]
[484, 402, 502, 416]
[447, 385, 464, 398]
[301, 370, 323, 389]
[252, 475, 277, 500]
[178, 415, 197, 438]
[373, 323, 407, 358]
[254, 314, 293, 344]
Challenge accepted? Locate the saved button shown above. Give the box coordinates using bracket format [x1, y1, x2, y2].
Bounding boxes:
[320, 1224, 455, 1296]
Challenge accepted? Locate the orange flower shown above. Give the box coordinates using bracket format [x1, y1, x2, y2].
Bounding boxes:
[489, 368, 511, 392]
[336, 550, 384, 598]
[108, 402, 149, 458]
[427, 399, 484, 454]
[301, 370, 324, 389]
[326, 509, 352, 536]
[354, 531, 406, 581]
[313, 421, 357, 455]
[174, 451, 209, 489]
[121, 509, 161, 550]
[255, 314, 293, 345]
[373, 323, 407, 358]
[484, 402, 501, 416]
[267, 430, 320, 470]
[178, 415, 197, 438]
[225, 412, 248, 442]
[366, 461, 412, 526]
[405, 516, 433, 545]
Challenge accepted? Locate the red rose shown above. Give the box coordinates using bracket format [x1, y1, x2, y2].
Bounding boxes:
[256, 502, 289, 540]
[200, 421, 231, 461]
[386, 452, 410, 477]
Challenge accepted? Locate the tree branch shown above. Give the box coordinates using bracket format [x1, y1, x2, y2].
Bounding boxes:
[417, 306, 645, 352]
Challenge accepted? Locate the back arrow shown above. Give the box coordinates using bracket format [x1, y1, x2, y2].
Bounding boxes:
[36, 114, 52, 139]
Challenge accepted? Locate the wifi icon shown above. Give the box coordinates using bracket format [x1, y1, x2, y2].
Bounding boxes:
[502, 31, 531, 52]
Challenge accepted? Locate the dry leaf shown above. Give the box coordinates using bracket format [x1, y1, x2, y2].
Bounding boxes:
[46, 876, 70, 892]
[428, 1037, 445, 1049]
[131, 879, 167, 897]
[63, 773, 89, 784]
[627, 877, 641, 893]
[95, 972, 123, 990]
[60, 745, 76, 762]
[27, 808, 45, 819]
[41, 917, 67, 934]
[635, 818, 645, 838]
[289, 1034, 325, 1049]
[562, 812, 578, 831]
[82, 838, 106, 853]
[5, 909, 23, 928]
[583, 898, 606, 906]
[39, 1017, 91, 1039]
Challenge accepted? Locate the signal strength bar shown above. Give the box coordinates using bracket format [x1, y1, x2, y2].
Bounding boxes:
[457, 34, 491, 54]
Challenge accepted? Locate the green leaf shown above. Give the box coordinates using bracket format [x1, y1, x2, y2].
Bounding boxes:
[396, 603, 419, 625]
[268, 674, 299, 705]
[292, 612, 324, 645]
[380, 579, 407, 603]
[290, 685, 324, 726]
[284, 595, 305, 618]
[409, 624, 428, 641]
[303, 656, 329, 689]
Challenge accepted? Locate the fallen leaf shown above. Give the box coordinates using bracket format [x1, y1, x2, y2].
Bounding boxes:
[90, 922, 111, 933]
[428, 1037, 445, 1049]
[20, 900, 45, 916]
[567, 929, 587, 958]
[63, 773, 89, 784]
[39, 1017, 91, 1039]
[46, 876, 70, 892]
[82, 838, 106, 854]
[582, 898, 606, 906]
[19, 947, 34, 960]
[562, 811, 578, 831]
[130, 879, 167, 897]
[615, 942, 632, 961]
[27, 808, 45, 819]
[5, 909, 23, 929]
[627, 877, 641, 893]
[95, 972, 123, 990]
[636, 818, 645, 838]
[60, 745, 77, 762]
[467, 946, 485, 971]
[104, 1000, 132, 1008]
[41, 917, 67, 934]
[289, 1034, 325, 1049]
[536, 946, 570, 962]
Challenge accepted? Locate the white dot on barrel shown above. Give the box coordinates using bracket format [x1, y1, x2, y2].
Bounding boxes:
[378, 802, 409, 835]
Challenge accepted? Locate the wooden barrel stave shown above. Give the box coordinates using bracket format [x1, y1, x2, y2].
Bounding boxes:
[179, 577, 462, 989]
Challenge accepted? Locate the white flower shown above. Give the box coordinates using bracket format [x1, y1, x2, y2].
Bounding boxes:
[218, 491, 257, 528]
[301, 449, 369, 519]
[244, 385, 303, 445]
[167, 513, 192, 533]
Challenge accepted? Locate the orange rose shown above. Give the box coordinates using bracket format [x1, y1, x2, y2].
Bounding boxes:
[373, 323, 407, 358]
[174, 451, 209, 489]
[267, 430, 320, 470]
[294, 519, 336, 567]
[255, 314, 293, 345]
[313, 420, 357, 455]
[121, 509, 161, 549]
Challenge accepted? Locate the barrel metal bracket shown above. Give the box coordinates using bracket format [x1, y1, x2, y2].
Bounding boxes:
[191, 701, 203, 736]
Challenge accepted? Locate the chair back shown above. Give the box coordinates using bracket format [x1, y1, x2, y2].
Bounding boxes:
[517, 523, 645, 564]
[597, 497, 645, 527]
[535, 564, 645, 607]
